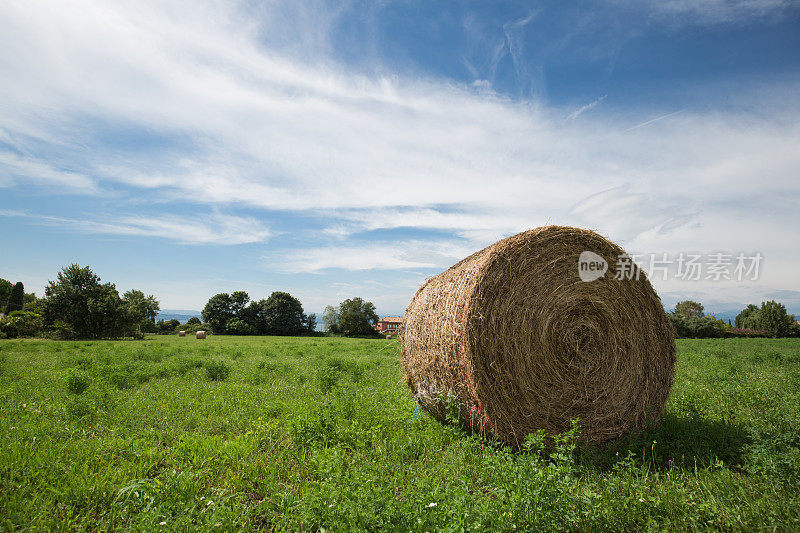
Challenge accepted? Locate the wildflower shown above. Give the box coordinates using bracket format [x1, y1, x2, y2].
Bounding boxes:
[159, 521, 167, 526]
[427, 502, 437, 508]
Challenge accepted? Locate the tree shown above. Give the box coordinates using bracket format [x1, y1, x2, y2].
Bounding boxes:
[0, 278, 13, 311]
[238, 300, 267, 334]
[187, 317, 201, 325]
[122, 289, 160, 335]
[735, 304, 760, 329]
[230, 291, 250, 315]
[758, 300, 794, 338]
[41, 264, 127, 339]
[157, 319, 180, 334]
[335, 297, 379, 337]
[305, 313, 317, 333]
[262, 291, 306, 335]
[322, 305, 340, 334]
[6, 281, 24, 313]
[202, 293, 238, 334]
[674, 300, 704, 321]
[23, 291, 42, 313]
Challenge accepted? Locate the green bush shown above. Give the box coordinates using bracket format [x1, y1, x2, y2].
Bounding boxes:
[205, 360, 231, 381]
[49, 320, 77, 340]
[176, 321, 211, 335]
[224, 318, 256, 335]
[0, 311, 43, 338]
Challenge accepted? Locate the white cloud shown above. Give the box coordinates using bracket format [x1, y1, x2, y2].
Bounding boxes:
[0, 151, 97, 191]
[269, 240, 477, 274]
[0, 210, 271, 245]
[611, 0, 795, 25]
[659, 0, 793, 23]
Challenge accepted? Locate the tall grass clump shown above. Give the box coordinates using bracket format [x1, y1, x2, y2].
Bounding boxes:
[205, 360, 231, 381]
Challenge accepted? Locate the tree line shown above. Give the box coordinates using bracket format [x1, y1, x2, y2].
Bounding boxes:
[198, 291, 316, 336]
[1, 264, 385, 339]
[0, 265, 159, 339]
[195, 293, 382, 338]
[17, 264, 796, 341]
[669, 299, 799, 338]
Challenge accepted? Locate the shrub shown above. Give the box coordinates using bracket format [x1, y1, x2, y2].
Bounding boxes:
[726, 327, 768, 338]
[156, 319, 180, 334]
[225, 318, 256, 335]
[0, 311, 43, 338]
[51, 320, 77, 340]
[67, 370, 90, 394]
[170, 320, 210, 335]
[205, 360, 231, 381]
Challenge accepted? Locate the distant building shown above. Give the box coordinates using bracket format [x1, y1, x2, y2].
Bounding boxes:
[376, 316, 403, 334]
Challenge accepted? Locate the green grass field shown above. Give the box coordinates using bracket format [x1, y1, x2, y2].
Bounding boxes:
[0, 336, 799, 531]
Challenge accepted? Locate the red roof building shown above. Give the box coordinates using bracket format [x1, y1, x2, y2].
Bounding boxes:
[376, 316, 403, 334]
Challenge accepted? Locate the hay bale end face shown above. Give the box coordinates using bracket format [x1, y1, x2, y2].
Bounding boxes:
[400, 226, 675, 447]
[196, 331, 207, 340]
[178, 330, 186, 337]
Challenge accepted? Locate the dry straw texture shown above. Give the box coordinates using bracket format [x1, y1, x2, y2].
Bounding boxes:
[178, 331, 186, 337]
[400, 226, 675, 447]
[196, 331, 207, 340]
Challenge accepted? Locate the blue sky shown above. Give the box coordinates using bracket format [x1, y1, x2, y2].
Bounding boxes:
[1, 0, 799, 317]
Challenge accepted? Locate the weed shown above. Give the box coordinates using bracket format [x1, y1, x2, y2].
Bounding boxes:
[205, 360, 231, 381]
[66, 370, 90, 394]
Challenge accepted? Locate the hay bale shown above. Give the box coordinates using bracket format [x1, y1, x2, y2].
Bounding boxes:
[178, 330, 186, 337]
[196, 331, 207, 340]
[400, 226, 675, 447]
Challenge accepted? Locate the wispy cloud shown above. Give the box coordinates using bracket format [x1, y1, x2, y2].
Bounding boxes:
[619, 110, 684, 133]
[635, 0, 795, 25]
[567, 95, 607, 120]
[268, 240, 476, 274]
[0, 151, 97, 191]
[0, 210, 271, 245]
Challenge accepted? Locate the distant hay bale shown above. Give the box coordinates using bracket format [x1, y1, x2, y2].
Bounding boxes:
[178, 330, 186, 337]
[400, 226, 675, 447]
[196, 331, 207, 340]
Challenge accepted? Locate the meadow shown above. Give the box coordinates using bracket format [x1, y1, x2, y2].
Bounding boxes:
[0, 336, 799, 531]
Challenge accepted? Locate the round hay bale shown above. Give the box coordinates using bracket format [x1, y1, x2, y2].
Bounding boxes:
[178, 330, 186, 337]
[196, 330, 207, 340]
[400, 226, 675, 447]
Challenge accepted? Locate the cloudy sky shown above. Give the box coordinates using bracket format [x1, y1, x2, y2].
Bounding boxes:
[1, 0, 799, 316]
